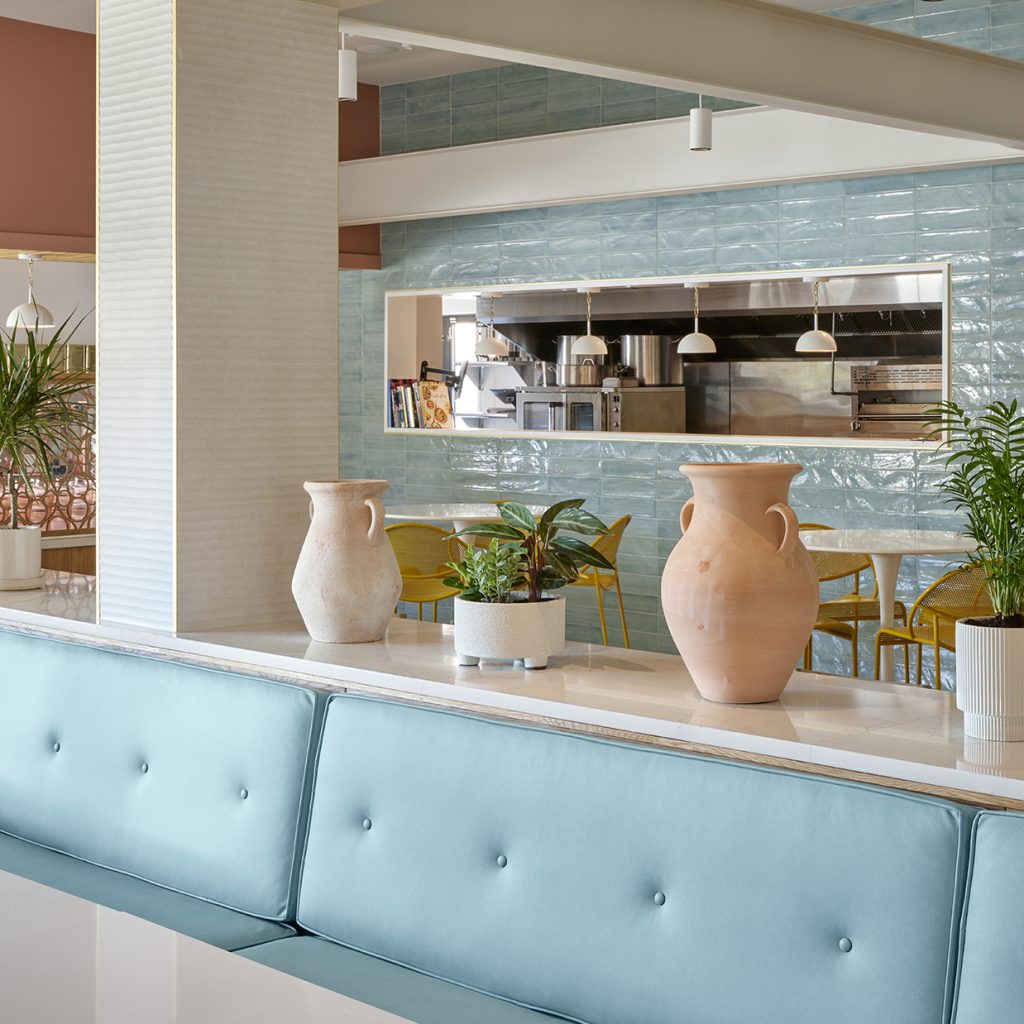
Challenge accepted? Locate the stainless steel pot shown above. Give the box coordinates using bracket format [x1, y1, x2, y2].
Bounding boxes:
[619, 335, 678, 386]
[554, 361, 602, 387]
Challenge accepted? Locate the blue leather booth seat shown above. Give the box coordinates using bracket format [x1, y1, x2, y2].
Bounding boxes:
[0, 630, 320, 950]
[245, 694, 972, 1024]
[950, 812, 1024, 1023]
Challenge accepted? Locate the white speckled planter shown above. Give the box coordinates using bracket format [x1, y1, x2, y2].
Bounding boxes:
[454, 595, 566, 670]
[956, 620, 1024, 742]
[0, 526, 42, 591]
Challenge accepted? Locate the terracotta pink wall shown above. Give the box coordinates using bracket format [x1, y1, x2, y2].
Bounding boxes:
[339, 82, 381, 270]
[0, 18, 95, 254]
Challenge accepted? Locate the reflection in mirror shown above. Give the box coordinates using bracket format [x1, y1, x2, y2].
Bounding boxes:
[385, 263, 950, 445]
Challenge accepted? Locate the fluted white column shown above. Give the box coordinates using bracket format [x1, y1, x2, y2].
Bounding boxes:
[97, 0, 339, 631]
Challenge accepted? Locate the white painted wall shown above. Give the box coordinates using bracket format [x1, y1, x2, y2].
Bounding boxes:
[0, 259, 95, 343]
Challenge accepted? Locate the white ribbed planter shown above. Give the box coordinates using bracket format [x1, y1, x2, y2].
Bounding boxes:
[956, 620, 1024, 741]
[454, 595, 566, 670]
[0, 527, 43, 591]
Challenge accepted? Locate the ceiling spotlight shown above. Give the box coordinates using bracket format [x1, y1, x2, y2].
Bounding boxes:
[339, 34, 358, 102]
[795, 279, 838, 353]
[689, 94, 712, 152]
[475, 294, 509, 358]
[571, 291, 608, 357]
[5, 253, 54, 332]
[677, 283, 716, 354]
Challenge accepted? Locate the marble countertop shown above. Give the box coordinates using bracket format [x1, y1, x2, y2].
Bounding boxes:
[3, 573, 1024, 808]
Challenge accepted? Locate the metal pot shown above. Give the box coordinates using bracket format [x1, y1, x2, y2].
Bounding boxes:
[619, 335, 681, 386]
[554, 361, 602, 387]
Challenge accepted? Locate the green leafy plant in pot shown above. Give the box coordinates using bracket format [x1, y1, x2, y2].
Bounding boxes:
[928, 399, 1024, 740]
[444, 499, 612, 669]
[0, 315, 92, 589]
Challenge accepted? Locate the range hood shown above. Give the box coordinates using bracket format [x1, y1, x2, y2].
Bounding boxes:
[480, 271, 945, 362]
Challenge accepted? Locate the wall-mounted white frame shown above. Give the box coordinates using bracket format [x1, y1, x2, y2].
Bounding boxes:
[384, 261, 952, 450]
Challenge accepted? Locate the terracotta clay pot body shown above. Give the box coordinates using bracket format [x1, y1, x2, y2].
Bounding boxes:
[292, 480, 401, 643]
[661, 463, 818, 703]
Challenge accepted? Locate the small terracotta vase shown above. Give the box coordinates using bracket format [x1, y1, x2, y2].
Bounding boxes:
[661, 463, 818, 704]
[292, 480, 401, 643]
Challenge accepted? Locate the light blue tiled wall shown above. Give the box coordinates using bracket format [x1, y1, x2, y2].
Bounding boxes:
[832, 0, 1024, 59]
[340, 163, 1024, 682]
[380, 67, 747, 155]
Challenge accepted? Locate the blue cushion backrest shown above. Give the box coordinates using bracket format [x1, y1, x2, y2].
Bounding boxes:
[0, 630, 318, 921]
[299, 695, 970, 1024]
[951, 811, 1024, 1023]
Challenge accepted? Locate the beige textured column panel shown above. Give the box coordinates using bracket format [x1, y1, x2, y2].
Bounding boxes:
[174, 0, 339, 630]
[97, 0, 176, 629]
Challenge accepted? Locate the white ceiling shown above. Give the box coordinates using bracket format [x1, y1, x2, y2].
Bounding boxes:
[0, 0, 93, 33]
[2, 0, 887, 82]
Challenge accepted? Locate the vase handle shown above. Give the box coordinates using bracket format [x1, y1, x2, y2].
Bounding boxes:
[680, 498, 695, 534]
[366, 497, 385, 543]
[308, 500, 314, 521]
[766, 502, 799, 560]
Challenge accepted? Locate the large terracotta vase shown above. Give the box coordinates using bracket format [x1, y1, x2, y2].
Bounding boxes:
[661, 463, 818, 704]
[292, 480, 402, 643]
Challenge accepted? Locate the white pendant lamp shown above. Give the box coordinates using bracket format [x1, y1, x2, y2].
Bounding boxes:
[571, 291, 608, 356]
[795, 279, 838, 353]
[677, 283, 716, 354]
[339, 35, 358, 102]
[6, 254, 54, 331]
[689, 95, 712, 152]
[475, 294, 509, 358]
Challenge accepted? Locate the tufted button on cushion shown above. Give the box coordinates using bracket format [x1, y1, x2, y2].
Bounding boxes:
[496, 854, 508, 868]
[52, 741, 61, 753]
[240, 788, 249, 800]
[140, 762, 149, 774]
[362, 818, 373, 831]
[653, 891, 666, 907]
[838, 937, 853, 953]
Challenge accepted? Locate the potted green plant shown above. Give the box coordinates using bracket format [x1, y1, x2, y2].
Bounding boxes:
[0, 315, 91, 589]
[929, 399, 1024, 740]
[444, 499, 613, 669]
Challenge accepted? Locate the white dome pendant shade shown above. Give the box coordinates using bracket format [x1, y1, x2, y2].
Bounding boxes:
[571, 291, 608, 357]
[6, 254, 54, 331]
[475, 294, 509, 358]
[795, 279, 838, 353]
[677, 283, 716, 354]
[339, 36, 358, 102]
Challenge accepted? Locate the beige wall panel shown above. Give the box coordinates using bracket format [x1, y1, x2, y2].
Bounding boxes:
[175, 0, 339, 630]
[97, 0, 176, 630]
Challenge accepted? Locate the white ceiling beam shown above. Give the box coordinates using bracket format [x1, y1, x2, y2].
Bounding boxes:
[338, 107, 1021, 225]
[340, 0, 1024, 149]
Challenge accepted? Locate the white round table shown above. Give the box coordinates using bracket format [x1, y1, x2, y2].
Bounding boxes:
[385, 502, 548, 535]
[800, 529, 977, 682]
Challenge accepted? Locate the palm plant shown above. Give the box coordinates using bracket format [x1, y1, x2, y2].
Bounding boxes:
[0, 314, 92, 530]
[928, 399, 1024, 628]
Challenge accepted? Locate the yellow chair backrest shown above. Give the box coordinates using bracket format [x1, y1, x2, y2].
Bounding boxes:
[589, 514, 631, 568]
[799, 522, 872, 584]
[915, 564, 993, 626]
[386, 523, 458, 580]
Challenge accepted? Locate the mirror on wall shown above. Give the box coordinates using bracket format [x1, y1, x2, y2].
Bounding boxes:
[384, 263, 951, 445]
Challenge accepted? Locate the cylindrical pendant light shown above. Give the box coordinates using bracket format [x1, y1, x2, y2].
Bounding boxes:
[689, 95, 712, 152]
[339, 35, 358, 102]
[795, 279, 837, 353]
[571, 291, 608, 356]
[475, 294, 509, 358]
[5, 254, 55, 331]
[677, 283, 716, 354]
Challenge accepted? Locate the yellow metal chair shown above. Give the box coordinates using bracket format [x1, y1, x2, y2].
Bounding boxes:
[386, 523, 465, 622]
[875, 564, 992, 689]
[570, 514, 631, 648]
[799, 522, 907, 678]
